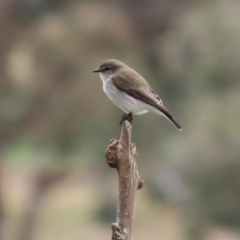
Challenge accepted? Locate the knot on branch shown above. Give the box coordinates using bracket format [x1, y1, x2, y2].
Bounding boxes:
[138, 178, 144, 190]
[105, 138, 119, 168]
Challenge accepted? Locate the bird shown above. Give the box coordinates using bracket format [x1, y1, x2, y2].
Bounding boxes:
[93, 59, 181, 130]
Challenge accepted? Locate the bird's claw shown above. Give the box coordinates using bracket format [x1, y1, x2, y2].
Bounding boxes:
[120, 113, 133, 125]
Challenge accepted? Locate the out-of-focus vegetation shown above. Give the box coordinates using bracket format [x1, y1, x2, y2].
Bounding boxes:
[1, 0, 240, 239]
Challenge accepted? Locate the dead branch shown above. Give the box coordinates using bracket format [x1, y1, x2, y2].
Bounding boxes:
[105, 121, 143, 240]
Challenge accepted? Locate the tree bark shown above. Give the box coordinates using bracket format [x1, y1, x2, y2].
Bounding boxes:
[105, 121, 143, 240]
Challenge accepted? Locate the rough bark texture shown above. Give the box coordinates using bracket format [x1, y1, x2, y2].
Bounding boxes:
[105, 121, 143, 240]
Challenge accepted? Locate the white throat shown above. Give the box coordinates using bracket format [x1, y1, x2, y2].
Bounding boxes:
[99, 73, 112, 83]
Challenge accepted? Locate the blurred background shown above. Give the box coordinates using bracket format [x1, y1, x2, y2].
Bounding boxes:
[0, 0, 240, 239]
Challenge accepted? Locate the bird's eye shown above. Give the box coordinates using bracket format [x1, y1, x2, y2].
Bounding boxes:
[105, 67, 110, 71]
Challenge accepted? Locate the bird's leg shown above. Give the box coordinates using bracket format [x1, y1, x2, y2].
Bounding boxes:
[120, 113, 133, 125]
[127, 113, 133, 123]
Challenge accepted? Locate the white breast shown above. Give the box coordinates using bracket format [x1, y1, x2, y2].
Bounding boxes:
[100, 74, 148, 115]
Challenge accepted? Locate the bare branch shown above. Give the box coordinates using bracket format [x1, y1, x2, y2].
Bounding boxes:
[105, 121, 143, 240]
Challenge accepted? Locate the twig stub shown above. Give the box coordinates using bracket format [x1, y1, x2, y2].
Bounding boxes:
[105, 139, 119, 168]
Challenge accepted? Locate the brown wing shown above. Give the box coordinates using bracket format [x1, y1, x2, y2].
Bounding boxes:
[112, 71, 182, 130]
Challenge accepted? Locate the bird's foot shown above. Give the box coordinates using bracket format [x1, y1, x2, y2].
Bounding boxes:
[120, 113, 133, 125]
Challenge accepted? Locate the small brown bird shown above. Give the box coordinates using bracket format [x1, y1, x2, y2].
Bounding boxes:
[93, 59, 181, 130]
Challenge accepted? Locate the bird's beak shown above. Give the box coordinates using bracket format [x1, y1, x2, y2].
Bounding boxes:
[92, 68, 101, 73]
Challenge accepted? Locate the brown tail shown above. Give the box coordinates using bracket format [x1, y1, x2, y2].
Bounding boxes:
[156, 105, 182, 131]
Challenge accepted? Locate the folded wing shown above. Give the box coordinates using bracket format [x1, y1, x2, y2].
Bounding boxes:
[112, 73, 182, 130]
